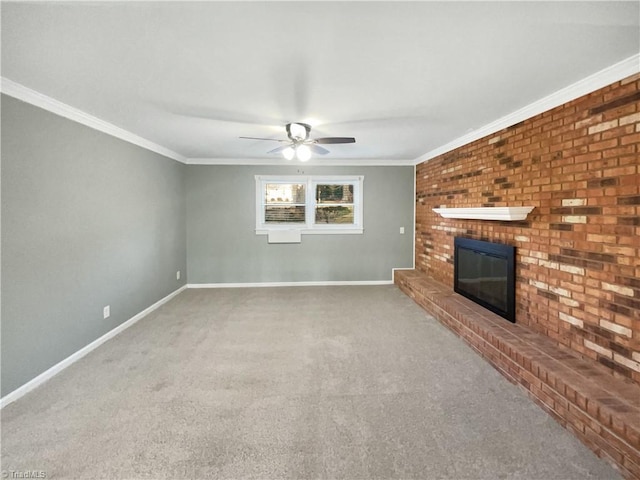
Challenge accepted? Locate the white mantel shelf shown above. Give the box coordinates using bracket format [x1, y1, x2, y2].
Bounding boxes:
[432, 206, 535, 221]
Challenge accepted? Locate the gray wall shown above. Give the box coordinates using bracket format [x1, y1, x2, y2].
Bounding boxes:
[1, 95, 187, 396]
[186, 165, 414, 283]
[1, 95, 414, 397]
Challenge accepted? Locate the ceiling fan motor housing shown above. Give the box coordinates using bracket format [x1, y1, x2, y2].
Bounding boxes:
[286, 122, 311, 142]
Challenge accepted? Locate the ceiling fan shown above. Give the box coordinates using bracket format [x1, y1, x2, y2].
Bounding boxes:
[240, 122, 356, 161]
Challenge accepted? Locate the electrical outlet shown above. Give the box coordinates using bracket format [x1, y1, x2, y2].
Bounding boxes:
[177, 270, 181, 280]
[400, 227, 405, 234]
[103, 305, 110, 319]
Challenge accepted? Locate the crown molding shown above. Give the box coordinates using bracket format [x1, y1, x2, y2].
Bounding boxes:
[0, 79, 411, 167]
[1, 77, 187, 164]
[5, 52, 637, 169]
[186, 157, 415, 166]
[413, 53, 640, 165]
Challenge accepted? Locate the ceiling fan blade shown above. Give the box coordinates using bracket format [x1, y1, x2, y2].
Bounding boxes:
[310, 144, 330, 155]
[314, 137, 356, 144]
[267, 145, 291, 154]
[239, 136, 286, 142]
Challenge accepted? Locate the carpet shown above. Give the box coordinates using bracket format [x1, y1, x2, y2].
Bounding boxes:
[1, 286, 620, 479]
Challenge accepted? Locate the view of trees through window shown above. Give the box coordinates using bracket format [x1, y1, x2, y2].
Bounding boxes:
[264, 183, 306, 223]
[315, 184, 354, 224]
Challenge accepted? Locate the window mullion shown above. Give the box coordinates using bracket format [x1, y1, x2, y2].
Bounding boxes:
[306, 178, 314, 230]
[259, 179, 266, 228]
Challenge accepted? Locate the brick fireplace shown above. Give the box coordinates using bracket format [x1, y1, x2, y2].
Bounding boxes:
[416, 73, 639, 383]
[401, 72, 640, 478]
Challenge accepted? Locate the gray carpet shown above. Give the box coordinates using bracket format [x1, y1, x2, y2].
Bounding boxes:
[1, 286, 620, 479]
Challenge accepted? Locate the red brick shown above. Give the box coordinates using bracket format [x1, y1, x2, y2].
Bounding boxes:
[408, 73, 640, 478]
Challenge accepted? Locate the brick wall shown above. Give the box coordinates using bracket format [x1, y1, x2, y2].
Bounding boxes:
[415, 73, 640, 385]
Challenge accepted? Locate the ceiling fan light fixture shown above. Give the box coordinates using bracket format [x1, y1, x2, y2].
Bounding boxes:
[296, 144, 311, 162]
[241, 122, 355, 160]
[282, 146, 295, 160]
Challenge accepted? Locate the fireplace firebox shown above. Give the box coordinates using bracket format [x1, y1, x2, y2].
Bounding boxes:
[454, 237, 516, 323]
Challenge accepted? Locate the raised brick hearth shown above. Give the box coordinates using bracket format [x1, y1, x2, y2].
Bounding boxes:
[395, 269, 640, 479]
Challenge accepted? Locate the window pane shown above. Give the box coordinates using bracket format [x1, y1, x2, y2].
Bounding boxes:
[316, 184, 353, 204]
[265, 205, 306, 223]
[315, 205, 354, 224]
[265, 183, 305, 204]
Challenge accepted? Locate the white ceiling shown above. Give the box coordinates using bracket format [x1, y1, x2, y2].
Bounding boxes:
[2, 1, 639, 164]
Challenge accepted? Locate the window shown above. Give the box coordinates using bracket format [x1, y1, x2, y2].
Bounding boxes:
[256, 175, 363, 234]
[264, 182, 306, 224]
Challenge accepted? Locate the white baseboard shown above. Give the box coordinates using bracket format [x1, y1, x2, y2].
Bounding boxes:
[0, 285, 188, 409]
[187, 280, 393, 288]
[1, 276, 409, 406]
[392, 268, 414, 273]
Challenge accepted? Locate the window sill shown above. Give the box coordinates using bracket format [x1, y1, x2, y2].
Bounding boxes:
[256, 228, 363, 235]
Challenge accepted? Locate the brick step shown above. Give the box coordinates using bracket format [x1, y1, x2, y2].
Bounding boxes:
[395, 269, 640, 480]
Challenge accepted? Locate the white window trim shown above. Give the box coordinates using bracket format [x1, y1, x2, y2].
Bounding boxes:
[255, 175, 364, 235]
